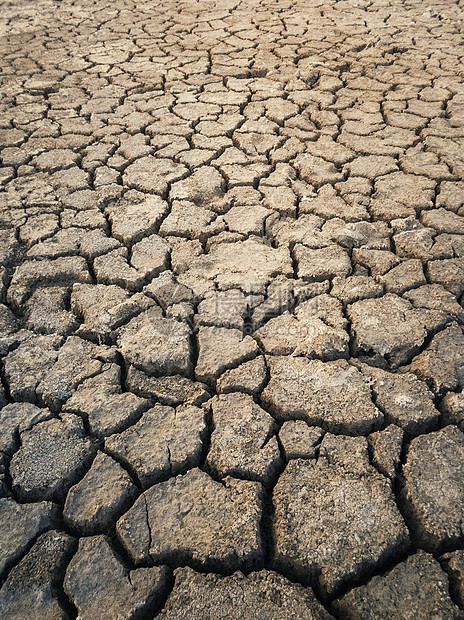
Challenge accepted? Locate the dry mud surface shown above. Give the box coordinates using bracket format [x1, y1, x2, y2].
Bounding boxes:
[1, 0, 464, 617]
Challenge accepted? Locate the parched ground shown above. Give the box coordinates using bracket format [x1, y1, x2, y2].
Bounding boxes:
[1, 0, 464, 617]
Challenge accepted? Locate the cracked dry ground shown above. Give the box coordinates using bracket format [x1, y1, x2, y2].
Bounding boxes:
[2, 0, 464, 619]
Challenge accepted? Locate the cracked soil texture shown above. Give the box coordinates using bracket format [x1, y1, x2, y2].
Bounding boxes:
[1, 0, 464, 617]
